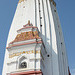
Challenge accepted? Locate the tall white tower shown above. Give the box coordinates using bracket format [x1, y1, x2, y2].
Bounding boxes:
[2, 0, 71, 75]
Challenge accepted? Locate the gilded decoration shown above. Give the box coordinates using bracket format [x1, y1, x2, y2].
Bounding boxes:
[13, 31, 39, 42]
[9, 50, 40, 58]
[53, 1, 56, 7]
[18, 0, 24, 3]
[50, 0, 56, 7]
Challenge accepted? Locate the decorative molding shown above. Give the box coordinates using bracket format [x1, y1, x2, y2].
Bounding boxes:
[17, 26, 37, 32]
[9, 50, 41, 58]
[29, 58, 41, 60]
[10, 70, 42, 75]
[6, 41, 42, 49]
[6, 23, 42, 49]
[7, 61, 17, 65]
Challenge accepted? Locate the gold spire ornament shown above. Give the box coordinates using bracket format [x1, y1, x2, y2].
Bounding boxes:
[28, 20, 30, 25]
[18, 0, 24, 3]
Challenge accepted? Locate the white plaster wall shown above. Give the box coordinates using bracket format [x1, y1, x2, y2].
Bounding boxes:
[2, 0, 69, 75]
[6, 44, 41, 74]
[50, 1, 69, 75]
[2, 0, 37, 73]
[7, 63, 17, 73]
[38, 0, 59, 75]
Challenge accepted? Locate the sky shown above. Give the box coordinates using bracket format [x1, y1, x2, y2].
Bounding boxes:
[0, 0, 75, 75]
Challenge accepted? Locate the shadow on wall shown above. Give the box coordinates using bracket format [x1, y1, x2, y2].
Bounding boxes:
[40, 32, 59, 75]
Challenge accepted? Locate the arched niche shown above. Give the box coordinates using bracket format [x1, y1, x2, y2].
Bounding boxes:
[17, 55, 28, 69]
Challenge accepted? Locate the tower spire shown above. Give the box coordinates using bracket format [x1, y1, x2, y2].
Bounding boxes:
[2, 0, 70, 75]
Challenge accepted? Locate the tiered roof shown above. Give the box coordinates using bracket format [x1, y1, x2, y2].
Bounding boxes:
[6, 21, 42, 49]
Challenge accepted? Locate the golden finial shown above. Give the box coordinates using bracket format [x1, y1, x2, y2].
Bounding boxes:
[28, 20, 30, 24]
[18, 0, 24, 3]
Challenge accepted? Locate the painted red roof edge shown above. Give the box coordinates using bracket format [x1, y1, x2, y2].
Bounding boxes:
[23, 24, 33, 27]
[9, 37, 41, 44]
[6, 41, 42, 49]
[10, 70, 42, 75]
[17, 26, 38, 32]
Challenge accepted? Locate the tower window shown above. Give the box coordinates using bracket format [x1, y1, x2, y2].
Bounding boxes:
[54, 10, 56, 12]
[39, 10, 41, 12]
[20, 62, 27, 68]
[40, 25, 42, 27]
[61, 42, 63, 45]
[47, 55, 50, 57]
[40, 17, 42, 19]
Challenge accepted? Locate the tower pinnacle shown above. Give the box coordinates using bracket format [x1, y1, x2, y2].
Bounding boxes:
[2, 0, 70, 75]
[18, 0, 24, 3]
[28, 20, 30, 25]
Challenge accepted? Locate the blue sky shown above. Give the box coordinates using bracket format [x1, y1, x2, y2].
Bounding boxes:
[0, 0, 75, 75]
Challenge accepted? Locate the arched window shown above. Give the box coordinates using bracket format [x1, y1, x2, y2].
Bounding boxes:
[20, 62, 27, 68]
[18, 56, 28, 69]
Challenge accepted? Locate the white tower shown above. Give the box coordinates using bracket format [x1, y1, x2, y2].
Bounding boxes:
[2, 0, 71, 75]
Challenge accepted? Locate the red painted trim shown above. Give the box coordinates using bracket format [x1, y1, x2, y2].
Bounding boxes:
[9, 41, 14, 44]
[17, 26, 38, 32]
[9, 37, 41, 44]
[6, 41, 42, 49]
[11, 71, 42, 75]
[23, 24, 33, 27]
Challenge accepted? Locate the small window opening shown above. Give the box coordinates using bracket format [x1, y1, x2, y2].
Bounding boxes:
[20, 62, 27, 69]
[40, 17, 42, 19]
[39, 10, 41, 12]
[40, 25, 42, 27]
[61, 42, 63, 45]
[47, 55, 50, 57]
[54, 10, 56, 12]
